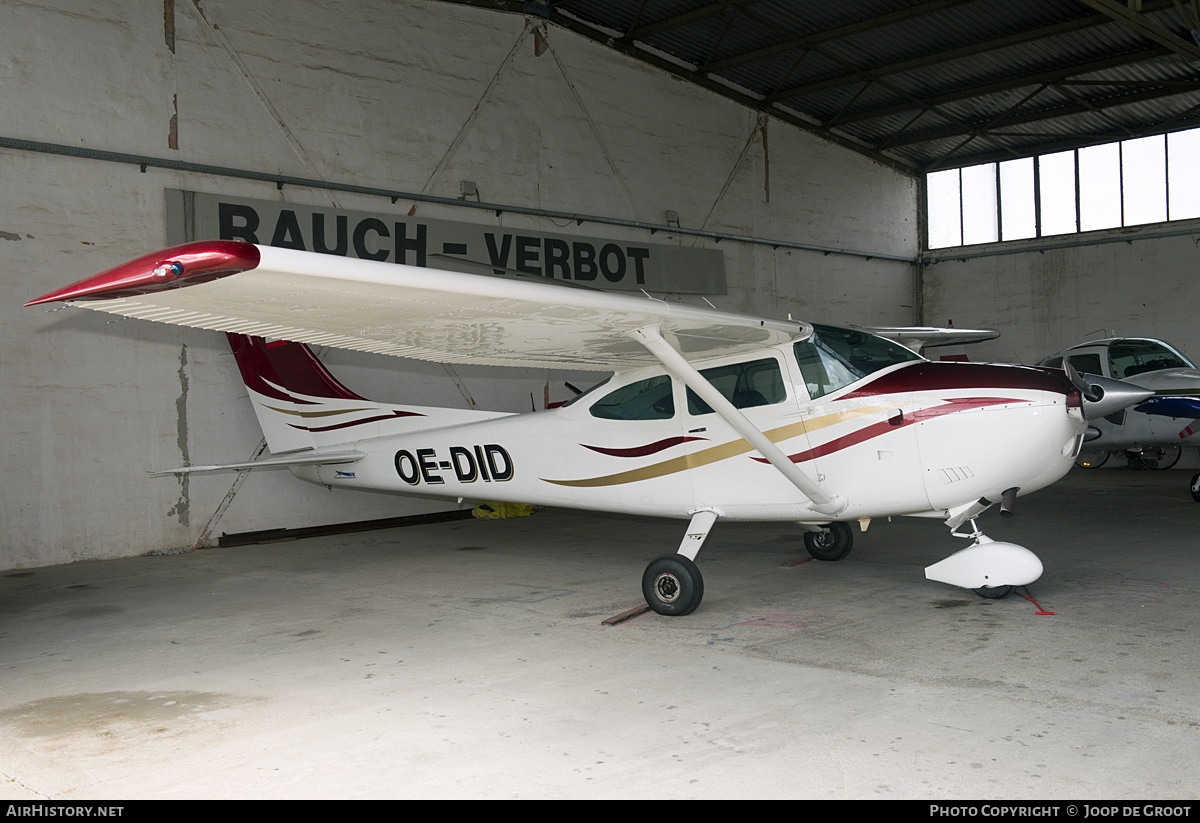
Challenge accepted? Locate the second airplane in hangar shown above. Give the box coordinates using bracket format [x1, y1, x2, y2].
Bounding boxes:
[1039, 336, 1200, 499]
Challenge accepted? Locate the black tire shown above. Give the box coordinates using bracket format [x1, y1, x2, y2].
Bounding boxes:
[642, 555, 704, 616]
[1190, 472, 1200, 503]
[973, 585, 1015, 599]
[1138, 445, 1181, 470]
[1075, 450, 1109, 469]
[803, 522, 854, 561]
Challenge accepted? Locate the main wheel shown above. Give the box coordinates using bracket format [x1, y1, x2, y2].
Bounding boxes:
[1190, 472, 1200, 503]
[642, 555, 704, 616]
[1138, 445, 1181, 470]
[1075, 450, 1109, 469]
[803, 522, 854, 561]
[973, 585, 1015, 599]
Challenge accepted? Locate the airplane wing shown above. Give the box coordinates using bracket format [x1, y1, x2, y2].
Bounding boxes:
[27, 241, 809, 371]
[860, 325, 999, 352]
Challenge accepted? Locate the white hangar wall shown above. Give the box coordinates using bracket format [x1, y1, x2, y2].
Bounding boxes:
[921, 224, 1200, 367]
[1, 0, 918, 570]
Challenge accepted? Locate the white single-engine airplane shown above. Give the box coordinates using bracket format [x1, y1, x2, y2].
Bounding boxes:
[27, 241, 1152, 613]
[1038, 337, 1200, 499]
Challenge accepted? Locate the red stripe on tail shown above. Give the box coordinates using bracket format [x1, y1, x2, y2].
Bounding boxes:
[226, 334, 365, 403]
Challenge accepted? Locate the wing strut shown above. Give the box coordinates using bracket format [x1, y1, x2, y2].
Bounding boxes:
[629, 326, 847, 516]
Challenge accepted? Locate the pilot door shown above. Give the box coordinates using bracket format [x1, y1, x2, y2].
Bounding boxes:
[680, 354, 814, 512]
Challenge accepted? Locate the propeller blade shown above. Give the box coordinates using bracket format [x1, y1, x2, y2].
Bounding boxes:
[1064, 360, 1102, 402]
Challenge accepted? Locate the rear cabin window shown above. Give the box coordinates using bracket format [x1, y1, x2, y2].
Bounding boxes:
[686, 357, 786, 415]
[560, 376, 610, 408]
[589, 375, 675, 420]
[793, 324, 922, 399]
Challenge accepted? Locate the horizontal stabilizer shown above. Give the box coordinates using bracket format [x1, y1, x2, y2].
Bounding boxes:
[150, 450, 365, 476]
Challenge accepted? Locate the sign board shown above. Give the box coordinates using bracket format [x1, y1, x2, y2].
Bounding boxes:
[166, 190, 726, 294]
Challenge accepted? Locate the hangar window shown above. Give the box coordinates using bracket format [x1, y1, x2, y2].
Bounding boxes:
[927, 127, 1200, 249]
[589, 375, 674, 420]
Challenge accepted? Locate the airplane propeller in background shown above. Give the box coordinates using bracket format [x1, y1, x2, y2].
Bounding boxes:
[1064, 359, 1155, 421]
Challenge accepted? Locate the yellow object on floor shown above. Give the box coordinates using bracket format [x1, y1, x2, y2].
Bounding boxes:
[472, 501, 536, 519]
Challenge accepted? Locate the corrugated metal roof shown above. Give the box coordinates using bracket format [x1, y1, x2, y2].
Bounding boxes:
[440, 0, 1200, 173]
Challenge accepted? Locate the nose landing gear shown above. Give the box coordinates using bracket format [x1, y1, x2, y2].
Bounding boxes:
[925, 519, 1043, 599]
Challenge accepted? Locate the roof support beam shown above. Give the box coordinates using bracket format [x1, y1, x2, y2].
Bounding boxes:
[889, 80, 1200, 152]
[1073, 0, 1200, 61]
[704, 0, 974, 73]
[828, 47, 1170, 128]
[767, 0, 1176, 104]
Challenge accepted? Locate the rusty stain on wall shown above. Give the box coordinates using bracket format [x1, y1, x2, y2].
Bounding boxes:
[166, 344, 190, 526]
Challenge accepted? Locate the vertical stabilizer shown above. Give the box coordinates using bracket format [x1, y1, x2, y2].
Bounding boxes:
[227, 334, 392, 454]
[225, 334, 512, 454]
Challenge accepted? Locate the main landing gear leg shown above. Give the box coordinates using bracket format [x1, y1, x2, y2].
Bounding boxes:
[642, 510, 717, 616]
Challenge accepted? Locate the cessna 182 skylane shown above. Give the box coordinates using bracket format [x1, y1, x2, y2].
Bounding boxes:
[26, 241, 1152, 614]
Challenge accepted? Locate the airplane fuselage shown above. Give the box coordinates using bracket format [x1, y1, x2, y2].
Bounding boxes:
[290, 353, 1086, 524]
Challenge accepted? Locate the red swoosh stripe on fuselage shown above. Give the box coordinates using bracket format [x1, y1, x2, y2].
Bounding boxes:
[751, 396, 1024, 465]
[581, 436, 709, 457]
[841, 362, 1072, 399]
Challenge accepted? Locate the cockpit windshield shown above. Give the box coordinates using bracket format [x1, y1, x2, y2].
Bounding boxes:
[793, 324, 923, 399]
[1107, 339, 1194, 379]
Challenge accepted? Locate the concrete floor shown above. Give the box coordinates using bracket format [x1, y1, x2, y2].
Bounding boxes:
[2, 467, 1199, 799]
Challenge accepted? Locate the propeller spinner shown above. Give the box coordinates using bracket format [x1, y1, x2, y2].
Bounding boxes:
[1065, 360, 1155, 420]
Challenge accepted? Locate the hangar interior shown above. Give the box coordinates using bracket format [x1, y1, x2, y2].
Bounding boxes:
[3, 0, 1200, 800]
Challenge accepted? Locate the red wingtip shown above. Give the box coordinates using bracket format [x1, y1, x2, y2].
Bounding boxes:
[25, 241, 260, 306]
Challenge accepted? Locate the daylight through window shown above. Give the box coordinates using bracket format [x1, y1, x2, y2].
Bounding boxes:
[926, 127, 1200, 250]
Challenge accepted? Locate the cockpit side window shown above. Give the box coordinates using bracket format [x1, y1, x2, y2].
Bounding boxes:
[686, 357, 786, 415]
[793, 325, 922, 399]
[589, 375, 675, 420]
[1108, 340, 1194, 378]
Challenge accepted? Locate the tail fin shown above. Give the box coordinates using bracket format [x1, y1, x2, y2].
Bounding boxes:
[226, 335, 510, 454]
[228, 334, 414, 454]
